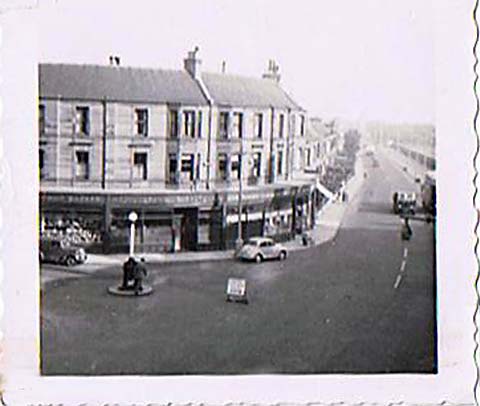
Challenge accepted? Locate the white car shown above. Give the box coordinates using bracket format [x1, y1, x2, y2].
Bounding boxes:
[237, 237, 288, 263]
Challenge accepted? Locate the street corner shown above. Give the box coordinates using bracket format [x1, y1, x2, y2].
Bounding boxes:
[83, 253, 124, 267]
[40, 254, 123, 285]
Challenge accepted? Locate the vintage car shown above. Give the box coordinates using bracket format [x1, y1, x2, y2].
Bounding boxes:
[392, 192, 417, 215]
[39, 238, 88, 266]
[237, 237, 288, 263]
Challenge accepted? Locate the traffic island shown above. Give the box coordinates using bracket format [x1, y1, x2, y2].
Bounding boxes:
[107, 284, 153, 297]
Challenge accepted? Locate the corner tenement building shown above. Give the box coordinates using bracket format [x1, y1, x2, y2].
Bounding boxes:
[39, 49, 342, 253]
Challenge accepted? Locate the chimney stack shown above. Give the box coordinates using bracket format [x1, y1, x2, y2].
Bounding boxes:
[262, 59, 281, 83]
[184, 46, 202, 79]
[109, 55, 121, 66]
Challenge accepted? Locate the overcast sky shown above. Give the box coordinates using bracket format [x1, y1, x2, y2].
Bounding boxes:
[37, 0, 434, 125]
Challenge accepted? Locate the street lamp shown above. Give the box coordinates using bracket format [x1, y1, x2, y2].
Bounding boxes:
[128, 211, 138, 257]
[236, 150, 245, 251]
[236, 154, 255, 251]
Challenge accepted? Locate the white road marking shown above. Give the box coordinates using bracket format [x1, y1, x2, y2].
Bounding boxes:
[394, 247, 409, 289]
[394, 274, 403, 289]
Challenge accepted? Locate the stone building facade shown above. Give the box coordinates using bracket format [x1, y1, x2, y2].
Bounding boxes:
[39, 49, 336, 253]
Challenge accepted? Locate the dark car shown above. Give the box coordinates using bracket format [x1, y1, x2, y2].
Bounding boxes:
[39, 238, 87, 266]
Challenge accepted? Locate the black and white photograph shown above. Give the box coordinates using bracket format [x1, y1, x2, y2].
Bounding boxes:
[0, 0, 476, 404]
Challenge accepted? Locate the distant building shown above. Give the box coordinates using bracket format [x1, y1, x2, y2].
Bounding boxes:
[367, 122, 435, 170]
[38, 49, 336, 253]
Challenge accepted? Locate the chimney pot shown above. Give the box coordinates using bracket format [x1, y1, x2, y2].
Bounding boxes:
[262, 59, 281, 83]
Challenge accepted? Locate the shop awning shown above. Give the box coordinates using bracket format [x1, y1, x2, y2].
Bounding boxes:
[315, 181, 335, 200]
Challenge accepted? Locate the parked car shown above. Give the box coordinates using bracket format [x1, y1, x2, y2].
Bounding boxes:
[392, 192, 417, 215]
[39, 238, 87, 266]
[237, 237, 287, 263]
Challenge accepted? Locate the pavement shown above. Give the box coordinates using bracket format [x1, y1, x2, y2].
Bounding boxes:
[382, 145, 432, 182]
[40, 147, 436, 375]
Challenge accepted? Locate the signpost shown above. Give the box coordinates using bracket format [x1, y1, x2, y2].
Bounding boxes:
[226, 277, 248, 304]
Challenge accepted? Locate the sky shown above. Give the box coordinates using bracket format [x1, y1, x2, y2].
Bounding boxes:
[37, 0, 435, 125]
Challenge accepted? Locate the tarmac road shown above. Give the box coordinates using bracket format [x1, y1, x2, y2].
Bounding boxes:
[41, 150, 436, 375]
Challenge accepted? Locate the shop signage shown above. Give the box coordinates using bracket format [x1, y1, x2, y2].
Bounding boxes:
[226, 277, 248, 304]
[42, 193, 104, 205]
[43, 192, 215, 207]
[111, 193, 214, 207]
[163, 194, 214, 206]
[225, 190, 274, 204]
[43, 185, 300, 209]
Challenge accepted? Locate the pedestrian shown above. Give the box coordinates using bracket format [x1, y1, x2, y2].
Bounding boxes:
[121, 257, 136, 290]
[133, 258, 148, 295]
[401, 218, 413, 241]
[302, 231, 310, 246]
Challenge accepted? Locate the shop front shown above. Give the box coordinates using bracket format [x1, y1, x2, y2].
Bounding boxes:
[40, 191, 215, 254]
[40, 183, 319, 254]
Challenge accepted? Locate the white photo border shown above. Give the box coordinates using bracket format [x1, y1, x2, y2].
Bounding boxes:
[0, 0, 477, 404]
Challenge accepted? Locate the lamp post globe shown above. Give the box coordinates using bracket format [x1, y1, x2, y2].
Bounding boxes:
[128, 211, 138, 223]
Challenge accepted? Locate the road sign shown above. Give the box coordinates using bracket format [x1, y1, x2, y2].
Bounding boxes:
[226, 277, 248, 304]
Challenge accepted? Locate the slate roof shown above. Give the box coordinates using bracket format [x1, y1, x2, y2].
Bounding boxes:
[202, 72, 302, 110]
[39, 63, 207, 105]
[39, 63, 303, 110]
